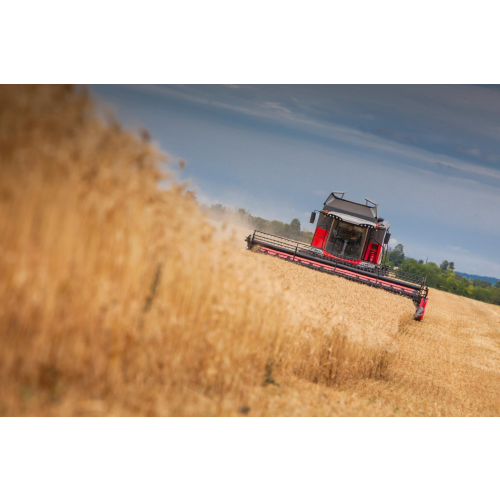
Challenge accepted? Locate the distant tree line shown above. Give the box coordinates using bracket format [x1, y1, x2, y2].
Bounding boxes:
[383, 244, 500, 305]
[202, 203, 314, 243]
[203, 203, 500, 306]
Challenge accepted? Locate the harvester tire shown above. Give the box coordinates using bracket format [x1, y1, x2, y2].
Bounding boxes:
[414, 306, 425, 321]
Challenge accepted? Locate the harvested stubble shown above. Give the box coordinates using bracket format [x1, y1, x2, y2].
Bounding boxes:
[0, 85, 392, 416]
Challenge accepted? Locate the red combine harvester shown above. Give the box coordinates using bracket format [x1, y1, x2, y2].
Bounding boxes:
[246, 191, 429, 320]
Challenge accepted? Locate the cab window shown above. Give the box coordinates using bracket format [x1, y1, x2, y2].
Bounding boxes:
[325, 221, 367, 260]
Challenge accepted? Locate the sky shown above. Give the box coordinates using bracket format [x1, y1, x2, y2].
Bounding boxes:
[91, 85, 500, 277]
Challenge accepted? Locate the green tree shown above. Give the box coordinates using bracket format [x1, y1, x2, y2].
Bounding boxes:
[269, 220, 286, 235]
[440, 260, 449, 271]
[389, 244, 405, 266]
[290, 218, 301, 234]
[473, 279, 492, 288]
[472, 287, 493, 303]
[455, 276, 469, 296]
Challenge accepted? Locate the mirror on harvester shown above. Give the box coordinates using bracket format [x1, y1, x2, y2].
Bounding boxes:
[310, 211, 316, 224]
[385, 232, 391, 244]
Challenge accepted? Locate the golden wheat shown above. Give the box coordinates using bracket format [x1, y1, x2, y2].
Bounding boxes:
[0, 85, 393, 416]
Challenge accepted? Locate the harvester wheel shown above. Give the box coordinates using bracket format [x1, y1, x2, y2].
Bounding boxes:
[414, 306, 425, 321]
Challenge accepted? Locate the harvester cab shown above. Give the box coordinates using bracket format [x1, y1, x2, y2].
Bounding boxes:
[309, 191, 391, 270]
[246, 190, 429, 321]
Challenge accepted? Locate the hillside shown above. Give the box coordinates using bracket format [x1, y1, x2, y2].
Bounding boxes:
[456, 272, 499, 285]
[2, 85, 500, 417]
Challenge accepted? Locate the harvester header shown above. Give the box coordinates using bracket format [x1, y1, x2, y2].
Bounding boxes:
[246, 191, 429, 320]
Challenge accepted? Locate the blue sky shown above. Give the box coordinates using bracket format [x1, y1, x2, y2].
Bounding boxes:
[92, 85, 500, 277]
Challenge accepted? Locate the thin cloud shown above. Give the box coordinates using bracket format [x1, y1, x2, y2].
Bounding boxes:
[261, 101, 292, 114]
[447, 245, 470, 254]
[457, 146, 482, 158]
[127, 85, 500, 183]
[486, 153, 500, 163]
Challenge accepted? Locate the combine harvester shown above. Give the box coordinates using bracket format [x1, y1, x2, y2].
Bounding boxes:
[246, 191, 429, 320]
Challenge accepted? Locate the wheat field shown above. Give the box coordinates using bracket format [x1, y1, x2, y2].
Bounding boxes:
[1, 85, 500, 416]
